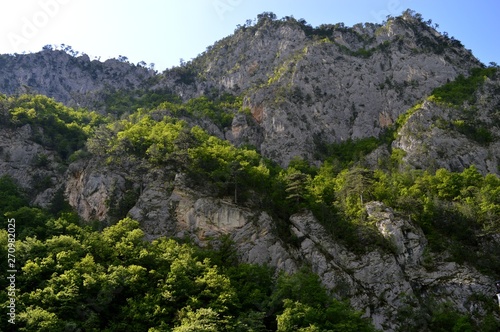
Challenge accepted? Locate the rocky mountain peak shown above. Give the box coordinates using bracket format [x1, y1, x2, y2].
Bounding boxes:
[0, 47, 155, 110]
[1, 10, 499, 331]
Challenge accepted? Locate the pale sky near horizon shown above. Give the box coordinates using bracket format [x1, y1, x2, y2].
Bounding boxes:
[0, 0, 499, 71]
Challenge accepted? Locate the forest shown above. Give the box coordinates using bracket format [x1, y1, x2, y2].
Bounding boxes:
[1, 63, 500, 330]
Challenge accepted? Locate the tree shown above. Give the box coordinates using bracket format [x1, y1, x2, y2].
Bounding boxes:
[273, 268, 376, 332]
[277, 299, 376, 332]
[173, 308, 221, 332]
[284, 169, 309, 206]
[118, 55, 129, 63]
[18, 306, 64, 332]
[334, 167, 374, 218]
[257, 12, 277, 22]
[230, 160, 243, 204]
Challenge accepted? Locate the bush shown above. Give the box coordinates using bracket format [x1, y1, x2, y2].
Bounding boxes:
[431, 67, 497, 106]
[3, 94, 106, 160]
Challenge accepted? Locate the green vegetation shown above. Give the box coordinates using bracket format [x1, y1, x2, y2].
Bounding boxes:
[371, 166, 500, 272]
[2, 155, 499, 329]
[384, 67, 498, 148]
[1, 19, 500, 329]
[101, 87, 182, 116]
[0, 200, 376, 330]
[451, 119, 494, 145]
[430, 67, 497, 106]
[101, 86, 239, 129]
[395, 298, 500, 332]
[426, 67, 497, 145]
[0, 175, 28, 219]
[313, 136, 381, 169]
[0, 94, 107, 159]
[95, 105, 500, 272]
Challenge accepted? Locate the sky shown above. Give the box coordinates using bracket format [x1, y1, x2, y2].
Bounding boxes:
[0, 0, 499, 71]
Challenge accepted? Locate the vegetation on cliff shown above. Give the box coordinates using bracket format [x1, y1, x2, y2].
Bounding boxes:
[1, 9, 500, 332]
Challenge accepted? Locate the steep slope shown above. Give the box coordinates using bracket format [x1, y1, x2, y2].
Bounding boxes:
[393, 67, 500, 174]
[156, 11, 481, 166]
[0, 48, 155, 110]
[0, 94, 106, 207]
[0, 11, 484, 167]
[0, 10, 499, 332]
[63, 143, 500, 331]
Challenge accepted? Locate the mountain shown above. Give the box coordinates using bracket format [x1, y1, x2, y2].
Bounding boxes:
[0, 47, 155, 111]
[1, 11, 485, 167]
[156, 10, 483, 167]
[0, 9, 499, 331]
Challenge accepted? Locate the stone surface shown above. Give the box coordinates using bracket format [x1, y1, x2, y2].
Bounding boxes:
[0, 13, 499, 331]
[393, 95, 500, 175]
[65, 159, 126, 221]
[153, 15, 481, 166]
[0, 123, 63, 206]
[0, 50, 154, 110]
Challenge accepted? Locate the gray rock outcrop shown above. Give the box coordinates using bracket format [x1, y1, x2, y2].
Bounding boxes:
[393, 75, 500, 174]
[1, 11, 499, 331]
[0, 123, 63, 206]
[155, 14, 481, 166]
[63, 157, 497, 330]
[0, 49, 155, 110]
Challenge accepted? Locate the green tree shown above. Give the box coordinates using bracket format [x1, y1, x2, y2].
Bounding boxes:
[334, 167, 374, 218]
[18, 306, 64, 332]
[284, 169, 310, 206]
[173, 307, 221, 332]
[274, 268, 376, 332]
[277, 299, 376, 332]
[3, 94, 106, 159]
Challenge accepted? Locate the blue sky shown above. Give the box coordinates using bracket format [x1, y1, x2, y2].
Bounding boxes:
[1, 0, 499, 71]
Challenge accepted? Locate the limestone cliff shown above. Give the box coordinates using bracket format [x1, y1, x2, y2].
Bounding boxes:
[393, 70, 500, 174]
[0, 9, 499, 331]
[0, 49, 155, 110]
[62, 160, 499, 331]
[0, 122, 65, 206]
[155, 12, 481, 166]
[0, 12, 483, 167]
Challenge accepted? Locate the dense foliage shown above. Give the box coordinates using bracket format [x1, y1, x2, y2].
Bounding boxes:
[425, 67, 498, 145]
[100, 87, 182, 116]
[0, 94, 106, 159]
[102, 88, 240, 130]
[0, 207, 376, 331]
[91, 90, 500, 272]
[1, 31, 500, 330]
[430, 67, 497, 106]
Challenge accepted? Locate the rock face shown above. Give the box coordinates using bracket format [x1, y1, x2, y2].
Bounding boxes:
[393, 72, 500, 174]
[283, 206, 492, 331]
[367, 201, 426, 267]
[155, 13, 481, 166]
[1, 10, 499, 331]
[0, 14, 488, 167]
[0, 49, 154, 110]
[61, 156, 497, 331]
[65, 159, 127, 222]
[0, 123, 64, 206]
